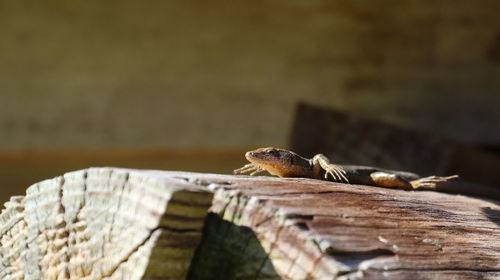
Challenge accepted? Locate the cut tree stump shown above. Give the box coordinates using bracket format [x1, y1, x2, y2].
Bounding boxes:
[1, 168, 500, 279]
[0, 168, 213, 280]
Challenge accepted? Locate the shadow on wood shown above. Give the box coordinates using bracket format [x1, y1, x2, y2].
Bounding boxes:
[188, 213, 279, 280]
[482, 207, 500, 227]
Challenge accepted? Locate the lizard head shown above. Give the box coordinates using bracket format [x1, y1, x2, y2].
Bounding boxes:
[244, 147, 310, 177]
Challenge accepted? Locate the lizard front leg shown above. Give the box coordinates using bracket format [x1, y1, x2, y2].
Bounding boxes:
[312, 154, 349, 183]
[233, 163, 266, 176]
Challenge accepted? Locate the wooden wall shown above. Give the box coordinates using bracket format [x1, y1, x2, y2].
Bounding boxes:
[1, 0, 499, 150]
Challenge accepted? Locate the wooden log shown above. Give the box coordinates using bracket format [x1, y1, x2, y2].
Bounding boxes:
[185, 172, 500, 279]
[1, 169, 500, 279]
[0, 168, 213, 280]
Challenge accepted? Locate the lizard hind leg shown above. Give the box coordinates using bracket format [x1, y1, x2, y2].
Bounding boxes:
[410, 175, 459, 190]
[369, 172, 413, 190]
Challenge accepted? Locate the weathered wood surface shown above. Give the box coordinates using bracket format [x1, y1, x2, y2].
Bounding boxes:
[185, 171, 500, 279]
[0, 168, 213, 280]
[1, 168, 500, 279]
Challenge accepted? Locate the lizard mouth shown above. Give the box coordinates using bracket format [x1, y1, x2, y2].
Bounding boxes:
[245, 157, 283, 175]
[245, 151, 275, 163]
[245, 151, 268, 162]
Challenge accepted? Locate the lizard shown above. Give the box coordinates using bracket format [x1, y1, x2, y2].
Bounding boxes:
[233, 147, 459, 190]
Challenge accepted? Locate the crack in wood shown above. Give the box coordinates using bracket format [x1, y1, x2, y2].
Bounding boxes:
[102, 227, 161, 278]
[57, 175, 70, 279]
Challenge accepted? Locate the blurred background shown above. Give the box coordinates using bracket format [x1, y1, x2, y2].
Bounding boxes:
[1, 1, 499, 202]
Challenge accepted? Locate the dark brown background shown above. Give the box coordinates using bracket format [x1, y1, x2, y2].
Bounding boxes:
[1, 1, 499, 201]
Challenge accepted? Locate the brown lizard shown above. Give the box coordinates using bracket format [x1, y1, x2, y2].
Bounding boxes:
[234, 147, 459, 190]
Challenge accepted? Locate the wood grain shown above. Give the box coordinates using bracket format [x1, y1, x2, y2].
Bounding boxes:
[183, 172, 500, 279]
[1, 169, 499, 279]
[0, 168, 213, 280]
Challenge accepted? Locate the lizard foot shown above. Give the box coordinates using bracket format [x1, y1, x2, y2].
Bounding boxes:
[233, 163, 266, 176]
[410, 175, 459, 190]
[324, 164, 349, 183]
